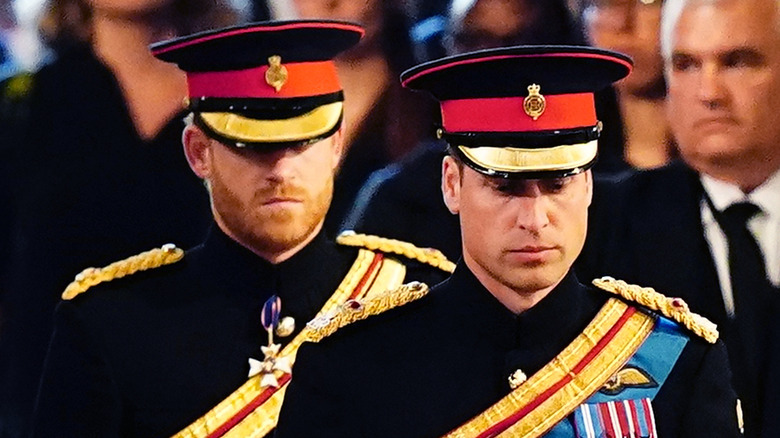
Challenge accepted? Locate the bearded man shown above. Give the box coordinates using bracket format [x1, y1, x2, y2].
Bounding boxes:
[30, 20, 452, 438]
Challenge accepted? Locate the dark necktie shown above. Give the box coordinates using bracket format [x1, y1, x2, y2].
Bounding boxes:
[720, 202, 770, 313]
[718, 202, 771, 436]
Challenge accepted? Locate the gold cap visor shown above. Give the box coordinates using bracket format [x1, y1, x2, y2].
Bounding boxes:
[199, 101, 343, 143]
[458, 140, 598, 174]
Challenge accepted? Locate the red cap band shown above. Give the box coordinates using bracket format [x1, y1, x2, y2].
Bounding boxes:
[187, 61, 341, 99]
[440, 93, 596, 133]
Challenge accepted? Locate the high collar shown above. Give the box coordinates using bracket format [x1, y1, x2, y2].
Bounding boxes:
[511, 270, 603, 369]
[433, 262, 517, 347]
[436, 261, 604, 374]
[190, 225, 354, 322]
[514, 270, 585, 343]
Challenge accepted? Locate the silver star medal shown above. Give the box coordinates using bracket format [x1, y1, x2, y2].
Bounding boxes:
[248, 295, 293, 388]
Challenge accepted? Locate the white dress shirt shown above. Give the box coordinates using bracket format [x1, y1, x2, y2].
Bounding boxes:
[701, 169, 780, 317]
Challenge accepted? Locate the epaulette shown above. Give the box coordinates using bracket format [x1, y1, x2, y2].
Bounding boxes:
[62, 244, 184, 300]
[592, 277, 719, 344]
[306, 281, 429, 343]
[336, 231, 455, 273]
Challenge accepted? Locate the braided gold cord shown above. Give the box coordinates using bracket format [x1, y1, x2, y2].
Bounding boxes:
[592, 276, 719, 343]
[306, 281, 429, 343]
[336, 231, 455, 273]
[62, 244, 184, 300]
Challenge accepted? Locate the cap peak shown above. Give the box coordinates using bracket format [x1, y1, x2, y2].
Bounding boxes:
[400, 45, 633, 178]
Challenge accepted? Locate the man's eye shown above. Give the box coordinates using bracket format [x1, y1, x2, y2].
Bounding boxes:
[722, 50, 764, 69]
[671, 54, 697, 72]
[493, 182, 513, 193]
[543, 178, 568, 192]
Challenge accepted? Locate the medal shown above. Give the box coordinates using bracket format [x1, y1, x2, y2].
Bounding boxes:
[248, 295, 292, 387]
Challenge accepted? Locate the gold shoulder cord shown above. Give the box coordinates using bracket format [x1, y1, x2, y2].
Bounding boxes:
[336, 231, 456, 274]
[62, 244, 184, 300]
[592, 276, 719, 343]
[306, 281, 429, 343]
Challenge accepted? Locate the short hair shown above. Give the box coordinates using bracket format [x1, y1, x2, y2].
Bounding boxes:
[660, 0, 780, 62]
[659, 0, 683, 62]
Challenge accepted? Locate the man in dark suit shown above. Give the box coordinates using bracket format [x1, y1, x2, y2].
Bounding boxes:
[29, 21, 452, 438]
[578, 0, 780, 436]
[276, 46, 739, 438]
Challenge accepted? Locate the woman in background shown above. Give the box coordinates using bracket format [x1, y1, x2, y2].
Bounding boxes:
[0, 2, 248, 436]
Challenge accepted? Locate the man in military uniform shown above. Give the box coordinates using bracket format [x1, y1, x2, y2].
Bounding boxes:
[276, 47, 740, 437]
[30, 21, 452, 438]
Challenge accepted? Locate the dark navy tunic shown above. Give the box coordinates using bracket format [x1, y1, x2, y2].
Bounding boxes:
[277, 263, 740, 438]
[31, 227, 448, 437]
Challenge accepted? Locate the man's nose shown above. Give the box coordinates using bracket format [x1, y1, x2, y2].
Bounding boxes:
[514, 197, 551, 232]
[697, 63, 727, 108]
[261, 147, 299, 182]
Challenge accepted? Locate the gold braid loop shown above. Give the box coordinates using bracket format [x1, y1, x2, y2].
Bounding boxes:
[62, 244, 184, 300]
[306, 281, 429, 343]
[592, 277, 719, 344]
[336, 231, 455, 273]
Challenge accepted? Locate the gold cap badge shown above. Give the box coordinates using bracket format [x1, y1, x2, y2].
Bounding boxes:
[265, 55, 288, 92]
[523, 83, 546, 120]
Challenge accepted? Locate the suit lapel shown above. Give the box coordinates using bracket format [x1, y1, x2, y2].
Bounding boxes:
[631, 164, 727, 326]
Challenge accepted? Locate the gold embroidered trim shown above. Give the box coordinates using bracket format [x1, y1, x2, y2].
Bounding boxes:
[362, 257, 407, 299]
[306, 282, 429, 343]
[458, 140, 597, 173]
[199, 102, 342, 144]
[336, 231, 455, 273]
[172, 248, 409, 438]
[592, 277, 719, 344]
[62, 244, 184, 300]
[445, 298, 654, 438]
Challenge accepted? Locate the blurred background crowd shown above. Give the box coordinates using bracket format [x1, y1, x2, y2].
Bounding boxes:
[1, 0, 778, 437]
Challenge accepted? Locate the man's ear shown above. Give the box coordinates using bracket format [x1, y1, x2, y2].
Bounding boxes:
[182, 125, 213, 179]
[441, 156, 462, 215]
[584, 169, 593, 207]
[330, 127, 345, 170]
